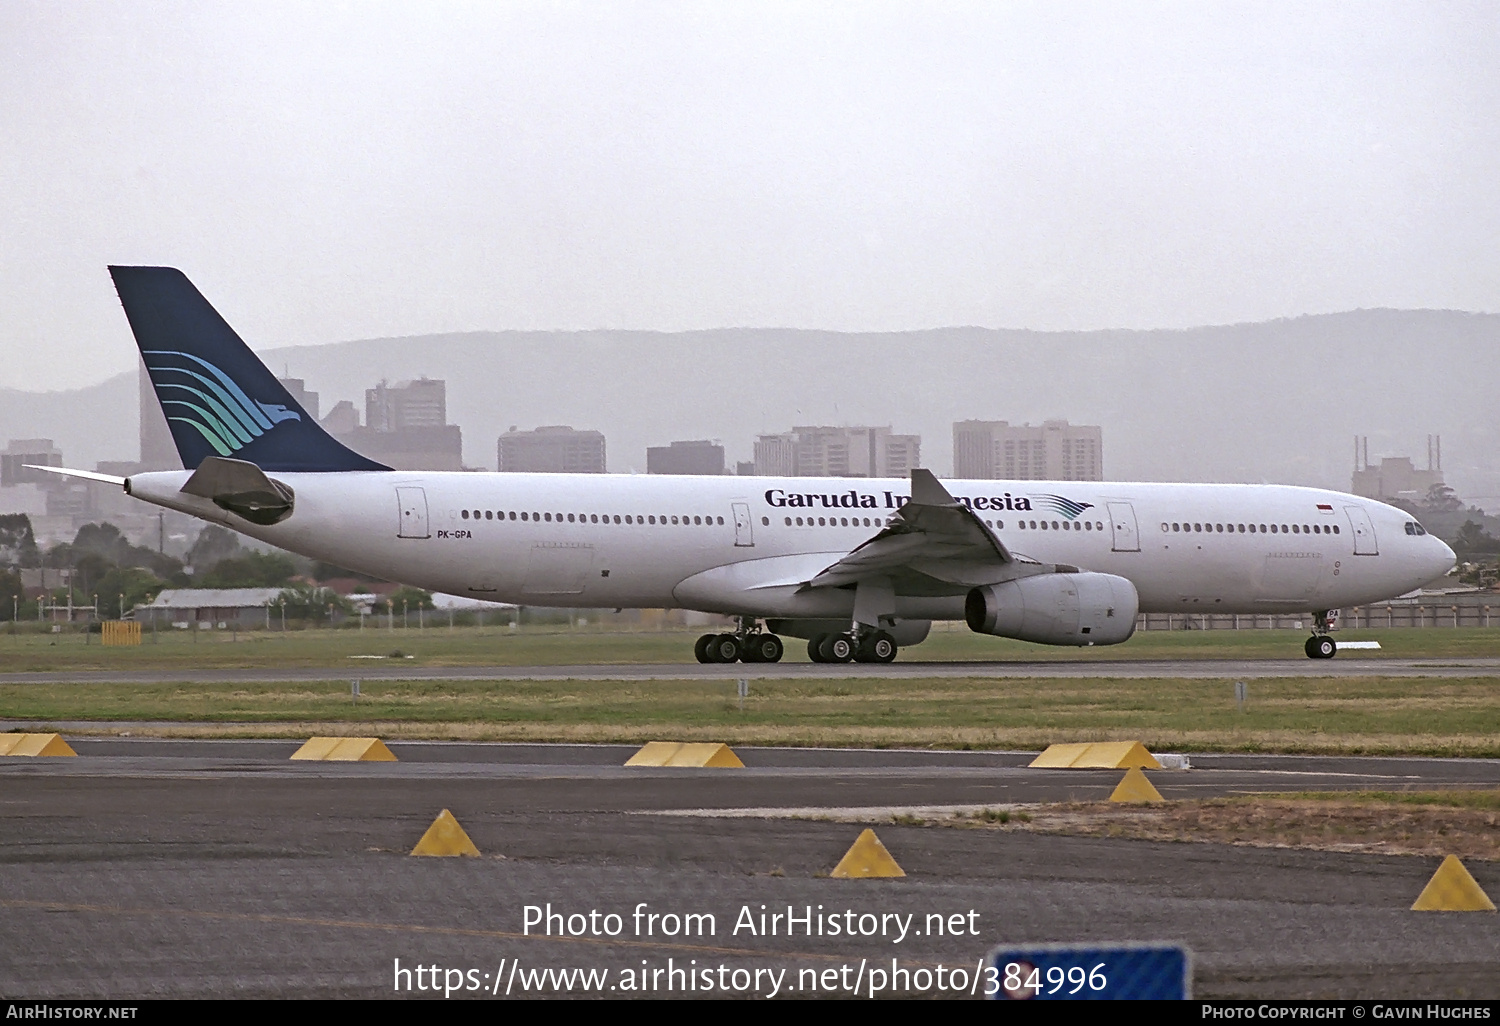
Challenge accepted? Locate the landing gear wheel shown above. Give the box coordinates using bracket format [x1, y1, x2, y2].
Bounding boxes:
[1306, 635, 1337, 659]
[807, 634, 830, 663]
[740, 633, 764, 663]
[855, 631, 898, 663]
[706, 633, 742, 663]
[819, 632, 855, 663]
[694, 634, 716, 664]
[742, 633, 783, 664]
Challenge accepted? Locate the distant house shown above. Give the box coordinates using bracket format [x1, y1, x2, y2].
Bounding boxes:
[142, 588, 288, 629]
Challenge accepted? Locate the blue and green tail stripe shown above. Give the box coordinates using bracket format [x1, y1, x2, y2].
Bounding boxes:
[145, 350, 303, 457]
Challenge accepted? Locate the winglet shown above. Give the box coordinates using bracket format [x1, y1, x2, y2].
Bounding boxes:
[909, 468, 956, 506]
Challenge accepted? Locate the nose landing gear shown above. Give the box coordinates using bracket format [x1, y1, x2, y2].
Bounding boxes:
[1304, 610, 1338, 659]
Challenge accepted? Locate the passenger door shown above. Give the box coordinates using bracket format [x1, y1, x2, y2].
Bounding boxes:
[1344, 506, 1378, 555]
[396, 487, 430, 539]
[732, 502, 754, 547]
[1107, 501, 1140, 552]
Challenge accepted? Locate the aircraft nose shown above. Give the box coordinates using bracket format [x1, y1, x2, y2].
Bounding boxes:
[1430, 537, 1457, 580]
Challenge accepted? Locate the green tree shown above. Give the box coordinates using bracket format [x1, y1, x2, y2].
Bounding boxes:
[388, 586, 436, 612]
[95, 566, 168, 618]
[274, 584, 353, 622]
[1454, 520, 1500, 554]
[186, 524, 245, 569]
[0, 514, 38, 567]
[0, 569, 23, 620]
[1424, 484, 1463, 514]
[200, 551, 299, 588]
[313, 560, 385, 584]
[46, 522, 183, 581]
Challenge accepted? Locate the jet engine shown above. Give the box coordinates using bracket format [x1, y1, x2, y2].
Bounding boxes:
[964, 572, 1139, 646]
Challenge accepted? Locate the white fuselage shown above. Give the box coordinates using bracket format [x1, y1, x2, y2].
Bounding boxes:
[125, 471, 1455, 626]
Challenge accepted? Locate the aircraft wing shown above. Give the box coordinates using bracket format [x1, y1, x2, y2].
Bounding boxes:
[807, 469, 1031, 590]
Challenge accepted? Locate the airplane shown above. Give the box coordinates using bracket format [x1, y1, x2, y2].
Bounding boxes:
[35, 266, 1457, 663]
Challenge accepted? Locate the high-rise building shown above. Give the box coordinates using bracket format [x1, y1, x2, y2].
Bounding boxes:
[1, 439, 62, 487]
[320, 400, 360, 436]
[325, 378, 464, 471]
[752, 426, 920, 478]
[278, 377, 319, 422]
[953, 420, 1103, 481]
[498, 426, 606, 473]
[647, 440, 725, 475]
[366, 378, 446, 431]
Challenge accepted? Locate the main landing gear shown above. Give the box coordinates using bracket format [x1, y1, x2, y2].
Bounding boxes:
[807, 629, 898, 664]
[694, 619, 786, 664]
[1304, 610, 1337, 659]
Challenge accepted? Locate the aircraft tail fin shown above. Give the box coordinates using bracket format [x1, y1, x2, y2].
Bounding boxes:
[109, 266, 390, 473]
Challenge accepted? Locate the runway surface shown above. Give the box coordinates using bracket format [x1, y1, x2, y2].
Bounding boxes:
[3, 740, 1498, 999]
[4, 655, 1500, 685]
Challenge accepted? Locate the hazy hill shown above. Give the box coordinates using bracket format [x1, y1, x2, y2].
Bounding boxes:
[4, 309, 1497, 507]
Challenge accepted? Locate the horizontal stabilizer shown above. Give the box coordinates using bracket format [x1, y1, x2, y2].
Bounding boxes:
[181, 456, 295, 525]
[23, 465, 125, 487]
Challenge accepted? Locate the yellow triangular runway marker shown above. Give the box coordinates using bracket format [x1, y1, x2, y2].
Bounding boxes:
[1076, 741, 1162, 770]
[410, 809, 480, 857]
[1109, 766, 1164, 803]
[1030, 740, 1161, 769]
[290, 737, 397, 761]
[325, 738, 397, 762]
[1028, 742, 1094, 768]
[623, 742, 743, 767]
[0, 733, 77, 757]
[830, 828, 905, 878]
[1411, 855, 1495, 911]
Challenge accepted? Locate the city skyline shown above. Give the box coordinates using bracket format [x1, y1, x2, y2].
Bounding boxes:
[3, 308, 1494, 507]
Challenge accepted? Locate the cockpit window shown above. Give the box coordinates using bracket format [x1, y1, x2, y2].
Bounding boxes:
[1405, 522, 1427, 536]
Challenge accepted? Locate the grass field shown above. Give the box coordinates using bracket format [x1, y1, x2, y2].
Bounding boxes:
[4, 672, 1499, 756]
[3, 623, 1500, 672]
[928, 791, 1500, 862]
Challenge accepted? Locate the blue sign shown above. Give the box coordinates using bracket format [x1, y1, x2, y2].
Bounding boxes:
[985, 943, 1191, 1000]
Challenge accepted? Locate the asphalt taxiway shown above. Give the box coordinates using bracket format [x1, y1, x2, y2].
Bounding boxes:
[2, 740, 1497, 999]
[4, 655, 1499, 686]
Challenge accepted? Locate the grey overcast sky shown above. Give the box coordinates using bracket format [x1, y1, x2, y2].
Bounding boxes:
[2, 1, 1497, 391]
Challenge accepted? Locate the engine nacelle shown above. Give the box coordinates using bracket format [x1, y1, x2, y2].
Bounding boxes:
[965, 572, 1139, 646]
